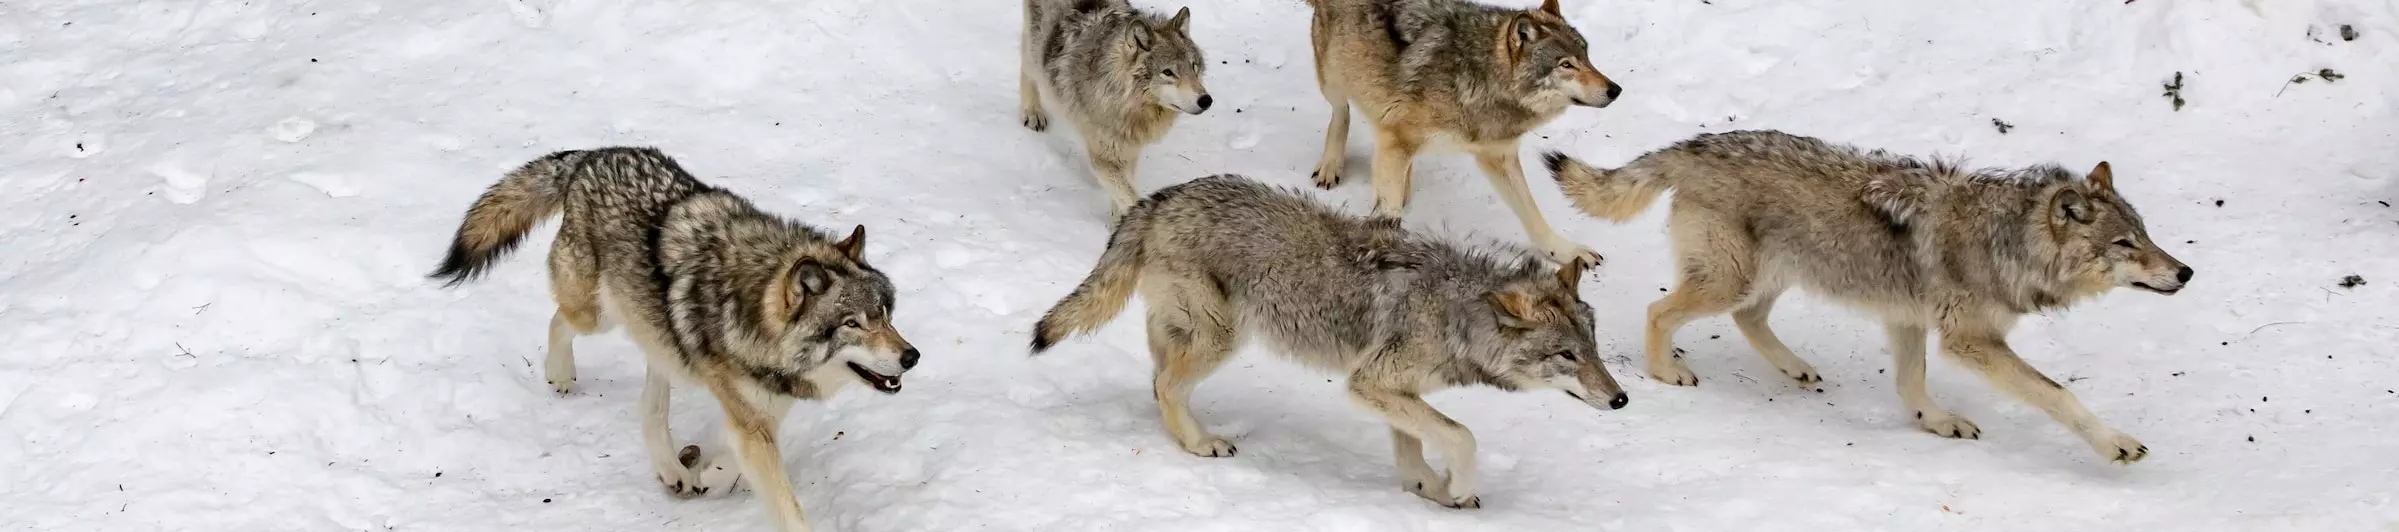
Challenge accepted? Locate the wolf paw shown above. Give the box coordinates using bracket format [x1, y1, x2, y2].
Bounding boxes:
[1401, 472, 1449, 503]
[1781, 365, 1822, 384]
[1541, 243, 1604, 268]
[1312, 161, 1344, 189]
[655, 447, 702, 498]
[1649, 362, 1698, 387]
[696, 450, 741, 495]
[1180, 437, 1238, 458]
[1917, 411, 1981, 439]
[1022, 109, 1049, 132]
[545, 359, 576, 395]
[1444, 494, 1482, 510]
[2091, 431, 2148, 464]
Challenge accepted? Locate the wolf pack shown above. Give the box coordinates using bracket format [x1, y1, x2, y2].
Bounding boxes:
[427, 0, 2196, 530]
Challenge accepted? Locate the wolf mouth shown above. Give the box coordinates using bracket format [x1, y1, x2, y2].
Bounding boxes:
[2131, 282, 2180, 295]
[848, 362, 902, 394]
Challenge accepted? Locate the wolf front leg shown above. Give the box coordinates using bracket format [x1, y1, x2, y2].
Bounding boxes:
[1368, 129, 1420, 217]
[1387, 428, 1446, 502]
[1350, 379, 1480, 509]
[705, 378, 810, 531]
[1017, 16, 1048, 130]
[1887, 323, 1978, 439]
[1079, 132, 1144, 219]
[642, 367, 702, 497]
[1473, 144, 1600, 265]
[1938, 330, 2146, 463]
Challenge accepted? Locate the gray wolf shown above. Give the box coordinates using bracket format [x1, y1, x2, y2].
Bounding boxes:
[430, 148, 922, 532]
[1545, 130, 2194, 463]
[1029, 175, 1627, 508]
[1021, 0, 1213, 217]
[1303, 0, 1621, 264]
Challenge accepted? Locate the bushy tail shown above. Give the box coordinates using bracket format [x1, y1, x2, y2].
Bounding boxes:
[1543, 151, 1672, 222]
[428, 151, 584, 286]
[1029, 202, 1156, 353]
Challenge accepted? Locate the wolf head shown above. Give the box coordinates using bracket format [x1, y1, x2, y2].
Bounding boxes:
[2048, 162, 2193, 297]
[1129, 7, 1212, 115]
[1505, 0, 1621, 111]
[1480, 257, 1628, 411]
[767, 226, 920, 395]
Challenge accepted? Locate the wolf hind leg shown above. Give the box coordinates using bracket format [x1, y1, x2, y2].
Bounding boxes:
[1143, 269, 1238, 457]
[1645, 207, 1758, 386]
[545, 237, 601, 394]
[1731, 287, 1820, 383]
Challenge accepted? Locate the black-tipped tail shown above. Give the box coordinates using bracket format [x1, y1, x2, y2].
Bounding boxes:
[1541, 151, 1571, 177]
[1029, 320, 1058, 354]
[428, 151, 582, 287]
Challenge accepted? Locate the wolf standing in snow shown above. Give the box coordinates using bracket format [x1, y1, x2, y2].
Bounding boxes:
[1546, 130, 2194, 463]
[429, 148, 921, 532]
[1030, 175, 1627, 508]
[1303, 0, 1622, 265]
[1021, 0, 1213, 218]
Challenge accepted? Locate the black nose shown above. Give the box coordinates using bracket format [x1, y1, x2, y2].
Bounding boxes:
[899, 349, 920, 370]
[1604, 83, 1623, 99]
[1608, 393, 1629, 410]
[1196, 95, 1213, 111]
[2176, 266, 2194, 283]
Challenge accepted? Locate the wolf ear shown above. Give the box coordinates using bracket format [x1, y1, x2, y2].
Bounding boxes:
[2087, 161, 2115, 192]
[780, 259, 832, 316]
[1555, 257, 1586, 294]
[2056, 189, 2094, 224]
[793, 259, 831, 296]
[1165, 6, 1191, 33]
[836, 225, 866, 261]
[1130, 23, 1155, 50]
[1488, 290, 1540, 329]
[1512, 15, 1541, 48]
[1540, 0, 1562, 16]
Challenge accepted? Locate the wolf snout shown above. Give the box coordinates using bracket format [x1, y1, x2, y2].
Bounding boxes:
[2176, 266, 2194, 284]
[1605, 82, 1624, 100]
[1196, 94, 1213, 112]
[1608, 392, 1629, 410]
[900, 348, 921, 370]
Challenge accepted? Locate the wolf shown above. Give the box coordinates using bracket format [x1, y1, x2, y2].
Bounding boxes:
[1029, 175, 1627, 508]
[1303, 0, 1622, 264]
[1021, 0, 1213, 218]
[1545, 130, 2194, 463]
[429, 148, 921, 532]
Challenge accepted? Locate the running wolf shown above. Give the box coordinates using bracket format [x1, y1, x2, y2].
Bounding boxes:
[1545, 130, 2194, 463]
[1304, 0, 1622, 264]
[1021, 0, 1213, 217]
[1030, 175, 1628, 508]
[430, 148, 922, 532]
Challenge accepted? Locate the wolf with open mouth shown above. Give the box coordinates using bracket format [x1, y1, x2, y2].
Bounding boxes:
[429, 147, 920, 532]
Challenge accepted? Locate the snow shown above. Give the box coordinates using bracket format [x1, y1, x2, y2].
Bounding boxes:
[3, 0, 2394, 530]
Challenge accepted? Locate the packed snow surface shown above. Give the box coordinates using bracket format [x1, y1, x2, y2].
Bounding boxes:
[2, 0, 2394, 530]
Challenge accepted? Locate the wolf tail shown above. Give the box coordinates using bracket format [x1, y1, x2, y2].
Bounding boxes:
[1029, 200, 1157, 353]
[1543, 151, 1673, 222]
[428, 151, 585, 286]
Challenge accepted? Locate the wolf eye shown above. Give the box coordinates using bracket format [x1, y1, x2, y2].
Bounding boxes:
[1556, 59, 1576, 70]
[2113, 239, 2137, 249]
[1553, 351, 1578, 362]
[1161, 68, 1176, 78]
[843, 319, 862, 329]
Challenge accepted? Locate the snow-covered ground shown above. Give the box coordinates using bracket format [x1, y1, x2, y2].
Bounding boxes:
[4, 0, 2395, 530]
